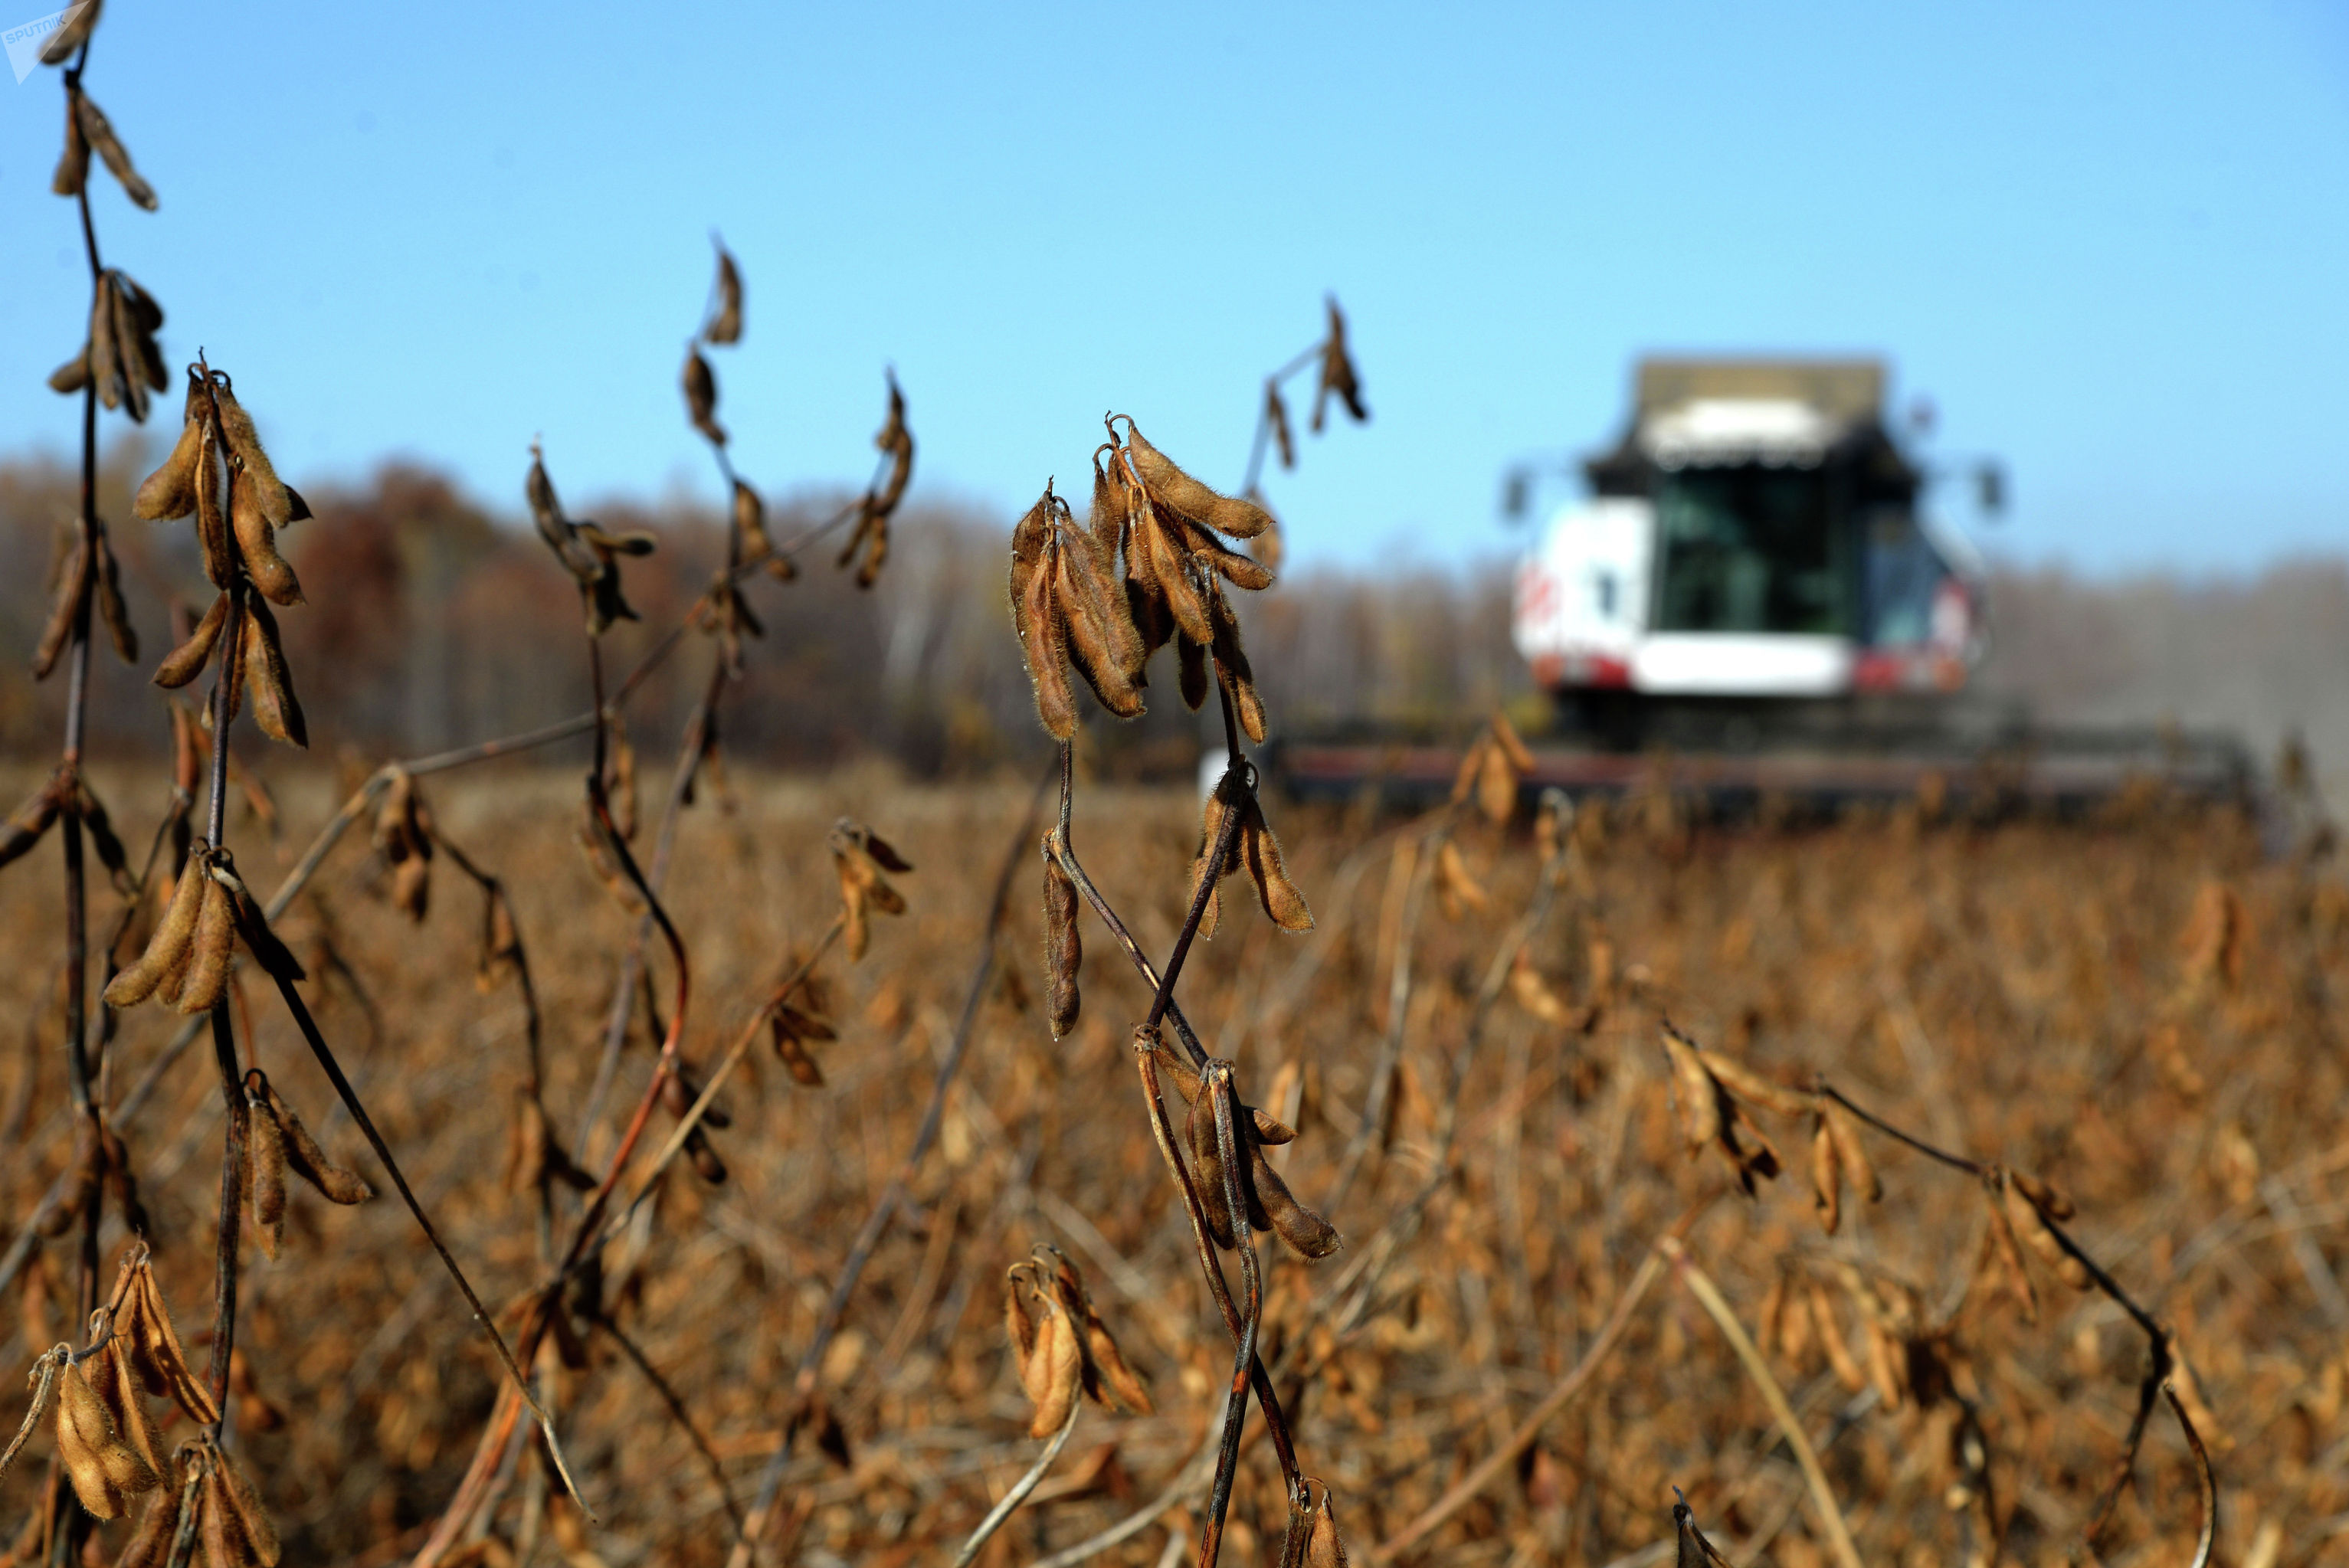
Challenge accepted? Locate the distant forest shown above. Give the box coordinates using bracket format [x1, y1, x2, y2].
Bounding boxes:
[3, 451, 2344, 789]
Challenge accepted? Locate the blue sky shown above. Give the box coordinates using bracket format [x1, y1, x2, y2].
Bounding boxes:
[3, 1, 2346, 575]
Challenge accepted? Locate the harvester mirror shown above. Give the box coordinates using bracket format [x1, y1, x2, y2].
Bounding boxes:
[1976, 460, 2007, 518]
[1500, 466, 1531, 521]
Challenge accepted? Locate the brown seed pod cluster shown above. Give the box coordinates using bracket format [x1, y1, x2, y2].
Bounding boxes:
[1103, 415, 1277, 738]
[103, 842, 306, 1015]
[38, 0, 100, 64]
[54, 1346, 157, 1517]
[149, 588, 308, 749]
[4, 1250, 221, 1503]
[1010, 481, 1145, 738]
[372, 769, 434, 921]
[1310, 296, 1368, 432]
[769, 1007, 837, 1091]
[1990, 1167, 2092, 1302]
[105, 1249, 220, 1428]
[1450, 712, 1536, 825]
[1299, 1480, 1351, 1568]
[690, 565, 765, 678]
[135, 369, 311, 607]
[242, 1069, 375, 1259]
[138, 1438, 280, 1568]
[0, 768, 131, 890]
[31, 518, 136, 677]
[1433, 838, 1489, 921]
[1003, 1263, 1081, 1440]
[1150, 1034, 1340, 1260]
[1805, 1098, 1879, 1236]
[1188, 764, 1312, 938]
[1012, 411, 1283, 744]
[836, 373, 913, 589]
[51, 270, 166, 421]
[527, 441, 657, 636]
[51, 82, 157, 212]
[1041, 841, 1081, 1039]
[831, 819, 912, 962]
[729, 478, 794, 581]
[1659, 1023, 1802, 1196]
[1003, 1245, 1150, 1439]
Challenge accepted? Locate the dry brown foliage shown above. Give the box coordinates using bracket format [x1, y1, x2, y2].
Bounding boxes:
[2, 774, 2323, 1564]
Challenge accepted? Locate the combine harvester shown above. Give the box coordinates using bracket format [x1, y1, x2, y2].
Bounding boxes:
[1273, 357, 2258, 818]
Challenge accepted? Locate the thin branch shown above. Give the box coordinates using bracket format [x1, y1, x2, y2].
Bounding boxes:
[1197, 1066, 1266, 1568]
[593, 1312, 744, 1532]
[1026, 1429, 1218, 1568]
[948, 1399, 1081, 1568]
[269, 974, 594, 1517]
[1663, 1238, 1866, 1568]
[2164, 1384, 2218, 1568]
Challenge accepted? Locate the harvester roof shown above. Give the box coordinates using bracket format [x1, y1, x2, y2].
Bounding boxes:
[1633, 357, 1885, 422]
[1587, 355, 1910, 490]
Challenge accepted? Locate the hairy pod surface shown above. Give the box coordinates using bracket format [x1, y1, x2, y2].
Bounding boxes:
[172, 871, 235, 1016]
[91, 1335, 168, 1483]
[192, 421, 238, 591]
[1118, 419, 1273, 540]
[246, 1085, 288, 1259]
[123, 1263, 218, 1425]
[106, 842, 209, 1008]
[57, 1357, 156, 1516]
[240, 601, 306, 747]
[133, 399, 204, 522]
[116, 1468, 184, 1568]
[266, 1082, 374, 1206]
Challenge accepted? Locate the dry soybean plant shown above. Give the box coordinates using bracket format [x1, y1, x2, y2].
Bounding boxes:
[988, 303, 1372, 1568]
[0, 17, 977, 1555]
[1636, 1020, 2221, 1568]
[378, 242, 932, 1567]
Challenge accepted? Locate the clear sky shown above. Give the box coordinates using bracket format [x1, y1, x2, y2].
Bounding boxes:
[4, 2, 2346, 575]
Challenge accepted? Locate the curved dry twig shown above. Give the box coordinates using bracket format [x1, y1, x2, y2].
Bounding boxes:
[948, 1399, 1082, 1568]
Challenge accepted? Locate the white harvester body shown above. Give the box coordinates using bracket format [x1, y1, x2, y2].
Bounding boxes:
[1512, 360, 1984, 705]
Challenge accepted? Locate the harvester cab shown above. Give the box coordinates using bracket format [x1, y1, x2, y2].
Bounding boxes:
[1512, 358, 1986, 747]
